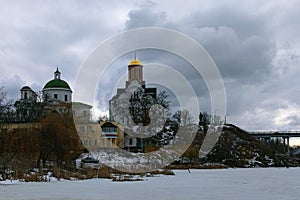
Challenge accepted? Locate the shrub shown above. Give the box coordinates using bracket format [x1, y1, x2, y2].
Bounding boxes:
[52, 166, 62, 180]
[162, 169, 175, 175]
[22, 173, 48, 182]
[83, 167, 95, 179]
[97, 166, 112, 179]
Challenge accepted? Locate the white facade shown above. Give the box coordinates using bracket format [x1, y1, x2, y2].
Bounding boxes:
[43, 88, 72, 102]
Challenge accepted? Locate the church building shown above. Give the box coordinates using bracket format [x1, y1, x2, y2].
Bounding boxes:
[109, 56, 157, 124]
[12, 67, 125, 150]
[42, 68, 72, 103]
[14, 68, 73, 122]
[109, 56, 157, 152]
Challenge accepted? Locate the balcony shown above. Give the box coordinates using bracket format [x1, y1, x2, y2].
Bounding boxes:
[101, 131, 118, 138]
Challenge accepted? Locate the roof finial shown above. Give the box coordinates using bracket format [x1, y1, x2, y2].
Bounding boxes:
[55, 66, 60, 73]
[134, 52, 136, 60]
[54, 66, 61, 79]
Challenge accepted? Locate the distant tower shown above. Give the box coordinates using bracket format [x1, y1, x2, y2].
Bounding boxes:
[20, 86, 37, 101]
[14, 86, 38, 121]
[127, 54, 143, 84]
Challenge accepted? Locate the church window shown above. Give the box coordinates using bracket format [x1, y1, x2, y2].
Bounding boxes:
[87, 126, 92, 133]
[64, 95, 68, 101]
[54, 94, 58, 99]
[79, 126, 85, 133]
[24, 92, 28, 99]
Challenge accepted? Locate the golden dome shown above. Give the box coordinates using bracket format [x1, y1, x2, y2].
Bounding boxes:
[129, 58, 142, 66]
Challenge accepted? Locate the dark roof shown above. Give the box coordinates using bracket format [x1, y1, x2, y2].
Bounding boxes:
[43, 79, 71, 90]
[20, 86, 33, 91]
[101, 122, 117, 128]
[81, 156, 99, 163]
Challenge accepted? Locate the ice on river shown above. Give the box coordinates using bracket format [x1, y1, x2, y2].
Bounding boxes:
[0, 168, 299, 200]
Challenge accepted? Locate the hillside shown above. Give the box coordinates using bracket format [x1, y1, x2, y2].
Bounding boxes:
[188, 124, 300, 168]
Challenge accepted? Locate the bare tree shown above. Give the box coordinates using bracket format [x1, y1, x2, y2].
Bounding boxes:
[129, 90, 170, 126]
[38, 105, 82, 168]
[0, 130, 19, 180]
[0, 87, 14, 123]
[173, 109, 194, 126]
[199, 112, 211, 133]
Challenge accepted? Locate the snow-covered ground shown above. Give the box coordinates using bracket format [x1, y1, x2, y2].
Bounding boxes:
[1, 168, 299, 200]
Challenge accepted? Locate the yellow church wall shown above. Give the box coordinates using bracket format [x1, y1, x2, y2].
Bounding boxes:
[76, 121, 124, 150]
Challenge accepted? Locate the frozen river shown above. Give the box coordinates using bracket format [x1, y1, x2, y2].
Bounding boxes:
[1, 168, 299, 200]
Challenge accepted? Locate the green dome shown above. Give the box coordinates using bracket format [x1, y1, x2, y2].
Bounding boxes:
[43, 79, 71, 90]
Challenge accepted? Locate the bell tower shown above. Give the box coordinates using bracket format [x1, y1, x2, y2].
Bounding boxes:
[128, 53, 143, 83]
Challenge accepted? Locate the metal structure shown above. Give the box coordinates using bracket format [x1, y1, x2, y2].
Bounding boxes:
[249, 131, 300, 155]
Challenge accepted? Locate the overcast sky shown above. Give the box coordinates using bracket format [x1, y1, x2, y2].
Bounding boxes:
[1, 0, 300, 144]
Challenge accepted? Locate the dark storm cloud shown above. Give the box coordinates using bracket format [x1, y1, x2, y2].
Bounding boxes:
[0, 0, 132, 98]
[124, 2, 168, 30]
[124, 2, 276, 84]
[123, 4, 276, 115]
[1, 0, 300, 133]
[185, 6, 268, 39]
[192, 27, 276, 83]
[122, 1, 300, 132]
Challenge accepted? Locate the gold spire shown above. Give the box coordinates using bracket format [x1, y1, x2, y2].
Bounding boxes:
[129, 53, 142, 65]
